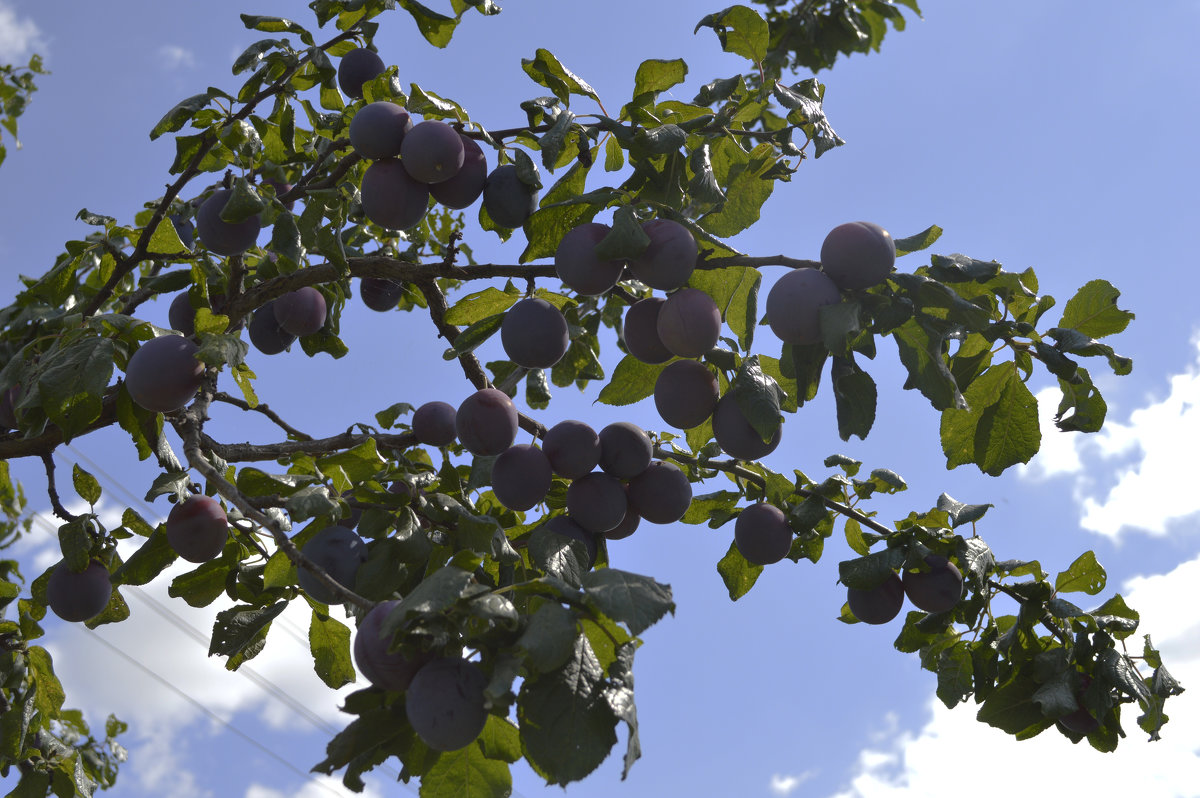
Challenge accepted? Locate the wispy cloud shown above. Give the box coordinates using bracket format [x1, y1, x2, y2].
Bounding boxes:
[0, 1, 45, 63]
[1020, 336, 1200, 539]
[771, 771, 814, 795]
[159, 44, 196, 70]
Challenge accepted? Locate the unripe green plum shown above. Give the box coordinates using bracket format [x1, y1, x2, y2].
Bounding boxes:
[430, 133, 486, 209]
[733, 502, 792, 565]
[195, 189, 261, 256]
[542, 419, 600, 479]
[337, 47, 385, 99]
[353, 600, 430, 692]
[901, 554, 963, 614]
[412, 401, 457, 446]
[482, 164, 538, 229]
[630, 218, 697, 290]
[657, 288, 721, 358]
[296, 525, 367, 605]
[712, 393, 781, 460]
[348, 101, 412, 160]
[456, 388, 518, 456]
[273, 286, 327, 337]
[46, 560, 112, 623]
[654, 359, 718, 429]
[125, 335, 204, 413]
[500, 297, 570, 369]
[491, 444, 552, 511]
[249, 302, 297, 355]
[598, 421, 652, 479]
[555, 222, 624, 296]
[846, 572, 904, 625]
[765, 267, 841, 346]
[623, 298, 673, 364]
[400, 121, 465, 184]
[166, 495, 228, 563]
[405, 657, 489, 751]
[359, 277, 404, 311]
[820, 221, 896, 290]
[627, 460, 692, 525]
[360, 159, 430, 230]
[566, 472, 627, 534]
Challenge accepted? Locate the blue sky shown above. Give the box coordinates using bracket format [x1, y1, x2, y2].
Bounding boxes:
[1, 1, 1200, 796]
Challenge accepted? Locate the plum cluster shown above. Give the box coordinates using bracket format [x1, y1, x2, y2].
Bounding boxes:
[845, 554, 964, 624]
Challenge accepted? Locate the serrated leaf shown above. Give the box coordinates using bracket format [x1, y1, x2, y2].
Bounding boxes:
[580, 569, 674, 637]
[209, 601, 287, 669]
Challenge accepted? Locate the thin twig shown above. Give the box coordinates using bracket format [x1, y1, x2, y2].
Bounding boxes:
[212, 392, 314, 440]
[42, 454, 78, 522]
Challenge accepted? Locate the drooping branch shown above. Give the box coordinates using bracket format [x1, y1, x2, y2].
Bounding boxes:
[211, 392, 314, 441]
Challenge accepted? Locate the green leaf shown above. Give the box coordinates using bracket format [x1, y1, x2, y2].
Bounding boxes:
[27, 646, 65, 719]
[309, 609, 355, 689]
[419, 741, 512, 798]
[939, 362, 1041, 475]
[597, 354, 664, 407]
[168, 560, 229, 607]
[521, 48, 599, 105]
[111, 528, 177, 587]
[381, 566, 484, 636]
[694, 5, 769, 62]
[936, 642, 974, 708]
[937, 493, 993, 528]
[893, 225, 943, 256]
[717, 540, 762, 600]
[1054, 551, 1106, 596]
[72, 464, 101, 505]
[581, 569, 674, 637]
[977, 670, 1051, 736]
[517, 602, 578, 674]
[729, 355, 783, 444]
[838, 548, 905, 590]
[892, 319, 963, 411]
[208, 601, 287, 669]
[149, 88, 231, 140]
[444, 286, 520, 326]
[398, 0, 459, 48]
[630, 59, 688, 107]
[39, 335, 114, 441]
[1059, 279, 1134, 339]
[831, 356, 876, 441]
[444, 314, 504, 360]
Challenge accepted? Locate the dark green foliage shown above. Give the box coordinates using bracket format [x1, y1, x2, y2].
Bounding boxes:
[0, 384, 18, 428]
[821, 221, 895, 290]
[654, 359, 718, 429]
[627, 461, 691, 525]
[46, 560, 112, 622]
[555, 222, 624, 296]
[766, 267, 841, 345]
[400, 120, 465, 184]
[501, 297, 570, 368]
[483, 164, 538, 228]
[348, 101, 412, 160]
[337, 47, 385, 99]
[902, 554, 963, 613]
[598, 421, 652, 479]
[430, 133, 487, 209]
[262, 177, 294, 211]
[412, 401, 458, 446]
[542, 514, 598, 567]
[733, 502, 792, 565]
[657, 288, 721, 357]
[456, 388, 518, 455]
[274, 286, 328, 336]
[543, 419, 601, 479]
[249, 302, 296, 354]
[195, 188, 261, 255]
[712, 393, 781, 460]
[125, 334, 204, 413]
[623, 297, 673, 364]
[405, 657, 489, 751]
[360, 158, 430, 229]
[296, 526, 367, 605]
[846, 572, 904, 624]
[353, 599, 430, 691]
[566, 472, 628, 534]
[359, 277, 404, 311]
[168, 292, 196, 335]
[166, 495, 228, 563]
[629, 218, 697, 290]
[491, 443, 552, 511]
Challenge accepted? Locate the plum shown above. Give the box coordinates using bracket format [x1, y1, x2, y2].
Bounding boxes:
[168, 292, 197, 336]
[846, 572, 904, 625]
[429, 134, 487, 209]
[629, 218, 697, 290]
[360, 159, 430, 230]
[542, 419, 601, 479]
[405, 657, 489, 751]
[554, 222, 624, 296]
[491, 444, 552, 511]
[166, 495, 228, 563]
[456, 388, 519, 456]
[296, 525, 367, 605]
[820, 221, 896, 290]
[348, 101, 412, 160]
[627, 460, 692, 525]
[353, 600, 430, 692]
[565, 472, 627, 534]
[500, 297, 569, 369]
[359, 277, 405, 311]
[125, 335, 205, 413]
[412, 401, 457, 446]
[249, 302, 297, 355]
[337, 47, 386, 99]
[657, 288, 721, 358]
[598, 421, 652, 479]
[605, 487, 641, 540]
[623, 297, 673, 364]
[273, 286, 327, 337]
[195, 188, 261, 256]
[902, 554, 963, 614]
[482, 164, 538, 228]
[733, 502, 792, 565]
[400, 120, 465, 184]
[654, 359, 719, 429]
[262, 177, 295, 211]
[46, 560, 112, 623]
[712, 393, 781, 460]
[765, 267, 841, 346]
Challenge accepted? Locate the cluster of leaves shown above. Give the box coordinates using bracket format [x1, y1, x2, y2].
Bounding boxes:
[0, 2, 1183, 797]
[0, 54, 46, 168]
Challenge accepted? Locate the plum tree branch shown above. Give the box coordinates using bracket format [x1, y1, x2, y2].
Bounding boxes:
[40, 454, 78, 522]
[211, 392, 314, 441]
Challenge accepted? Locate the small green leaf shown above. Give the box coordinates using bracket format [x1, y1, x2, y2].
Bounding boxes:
[1059, 279, 1134, 340]
[694, 5, 769, 62]
[717, 540, 762, 600]
[444, 286, 520, 326]
[1054, 551, 1106, 596]
[209, 602, 288, 670]
[72, 464, 101, 505]
[893, 225, 943, 256]
[597, 355, 664, 407]
[309, 610, 355, 689]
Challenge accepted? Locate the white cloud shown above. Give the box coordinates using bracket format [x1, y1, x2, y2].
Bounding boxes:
[770, 771, 814, 795]
[159, 44, 196, 70]
[245, 777, 386, 798]
[1020, 337, 1200, 539]
[823, 554, 1200, 798]
[0, 2, 45, 63]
